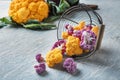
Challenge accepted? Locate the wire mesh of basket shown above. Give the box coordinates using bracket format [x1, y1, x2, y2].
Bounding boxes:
[57, 3, 105, 58]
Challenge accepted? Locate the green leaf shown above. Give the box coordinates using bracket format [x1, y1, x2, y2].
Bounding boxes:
[0, 22, 7, 28]
[43, 15, 60, 22]
[51, 4, 58, 15]
[47, 0, 70, 15]
[0, 17, 12, 24]
[22, 23, 56, 30]
[47, 0, 58, 15]
[57, 0, 70, 14]
[0, 16, 13, 28]
[25, 20, 40, 24]
[66, 0, 79, 6]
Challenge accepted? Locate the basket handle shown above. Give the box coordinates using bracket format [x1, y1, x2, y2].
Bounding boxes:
[96, 25, 105, 50]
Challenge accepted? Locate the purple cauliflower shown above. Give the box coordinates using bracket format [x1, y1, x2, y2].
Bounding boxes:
[72, 30, 82, 39]
[52, 39, 66, 49]
[34, 62, 46, 74]
[51, 40, 66, 54]
[63, 58, 77, 73]
[80, 30, 96, 50]
[36, 54, 44, 63]
[65, 24, 74, 35]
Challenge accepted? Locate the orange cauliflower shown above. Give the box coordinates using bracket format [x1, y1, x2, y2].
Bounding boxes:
[46, 48, 63, 67]
[66, 36, 83, 56]
[74, 21, 85, 30]
[62, 31, 70, 39]
[9, 0, 49, 23]
[91, 26, 99, 36]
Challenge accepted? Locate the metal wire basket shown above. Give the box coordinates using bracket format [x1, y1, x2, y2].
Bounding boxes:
[57, 3, 105, 58]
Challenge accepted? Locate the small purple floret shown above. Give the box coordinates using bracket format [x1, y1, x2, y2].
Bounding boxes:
[63, 58, 77, 73]
[34, 62, 46, 74]
[36, 54, 44, 63]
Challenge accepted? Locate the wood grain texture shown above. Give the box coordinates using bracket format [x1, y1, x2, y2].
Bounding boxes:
[0, 0, 120, 80]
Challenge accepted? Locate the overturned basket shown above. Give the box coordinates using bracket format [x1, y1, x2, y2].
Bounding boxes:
[57, 4, 105, 58]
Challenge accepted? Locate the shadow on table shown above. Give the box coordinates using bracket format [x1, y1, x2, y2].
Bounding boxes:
[37, 71, 49, 77]
[75, 48, 112, 66]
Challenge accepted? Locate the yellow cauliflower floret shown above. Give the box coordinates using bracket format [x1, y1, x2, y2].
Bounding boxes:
[22, 1, 28, 7]
[17, 7, 30, 22]
[9, 0, 49, 23]
[91, 26, 99, 36]
[62, 32, 70, 39]
[46, 48, 63, 67]
[74, 21, 85, 30]
[66, 36, 83, 56]
[28, 2, 38, 12]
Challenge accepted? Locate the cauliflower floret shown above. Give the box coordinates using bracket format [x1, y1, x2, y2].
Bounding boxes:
[46, 48, 63, 67]
[74, 21, 85, 30]
[9, 0, 49, 23]
[62, 32, 70, 39]
[91, 26, 99, 36]
[66, 36, 83, 56]
[17, 7, 30, 22]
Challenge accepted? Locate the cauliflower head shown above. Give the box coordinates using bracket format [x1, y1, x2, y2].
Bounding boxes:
[9, 0, 49, 23]
[66, 36, 83, 56]
[46, 48, 63, 67]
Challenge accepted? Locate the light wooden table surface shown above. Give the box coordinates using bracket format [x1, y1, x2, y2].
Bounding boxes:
[0, 0, 120, 80]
